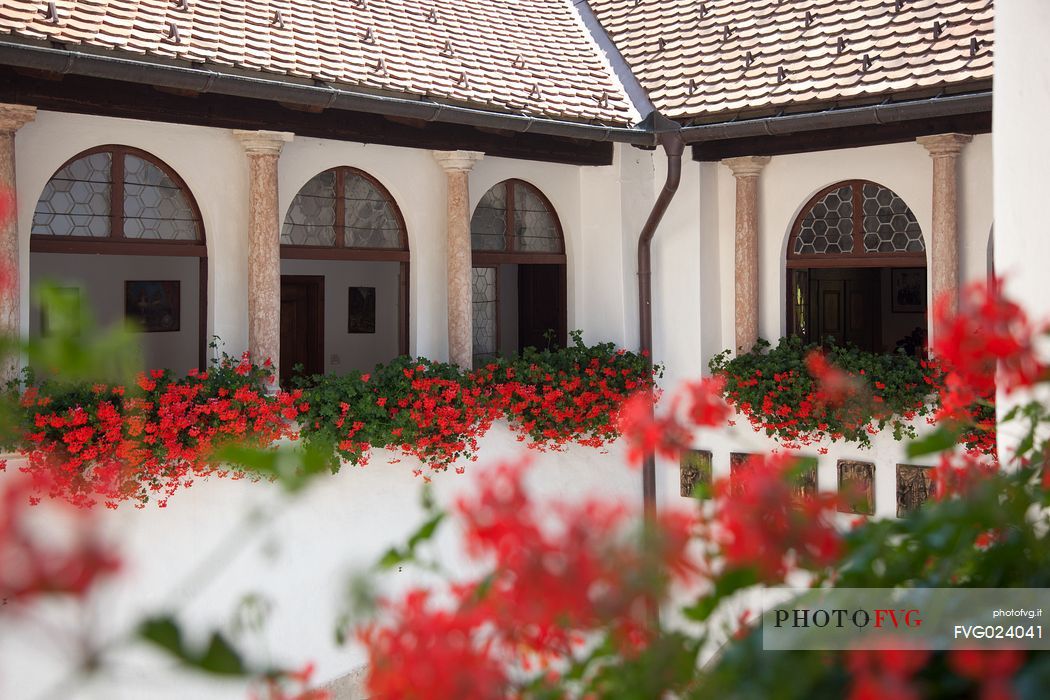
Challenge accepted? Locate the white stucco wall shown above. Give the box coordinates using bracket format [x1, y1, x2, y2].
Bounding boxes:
[995, 1, 1050, 319]
[13, 112, 640, 371]
[698, 135, 992, 366]
[993, 0, 1050, 454]
[0, 428, 643, 700]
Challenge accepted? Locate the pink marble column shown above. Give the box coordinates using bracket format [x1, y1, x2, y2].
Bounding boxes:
[233, 130, 293, 386]
[0, 104, 36, 359]
[432, 150, 484, 369]
[917, 133, 972, 316]
[722, 155, 770, 353]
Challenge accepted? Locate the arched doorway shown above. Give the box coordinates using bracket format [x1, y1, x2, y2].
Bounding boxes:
[280, 166, 409, 385]
[470, 179, 566, 365]
[30, 145, 207, 372]
[786, 180, 927, 355]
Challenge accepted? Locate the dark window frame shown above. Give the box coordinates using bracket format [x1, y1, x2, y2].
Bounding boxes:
[470, 179, 567, 361]
[30, 144, 207, 258]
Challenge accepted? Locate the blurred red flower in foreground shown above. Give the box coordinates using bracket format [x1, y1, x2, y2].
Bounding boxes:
[712, 452, 841, 582]
[360, 459, 698, 698]
[0, 470, 120, 605]
[933, 278, 1045, 420]
[617, 390, 690, 463]
[949, 647, 1025, 700]
[847, 648, 930, 700]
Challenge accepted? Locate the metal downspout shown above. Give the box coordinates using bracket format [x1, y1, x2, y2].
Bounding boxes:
[637, 115, 685, 519]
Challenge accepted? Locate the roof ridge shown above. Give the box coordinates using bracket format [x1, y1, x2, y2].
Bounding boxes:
[570, 0, 649, 123]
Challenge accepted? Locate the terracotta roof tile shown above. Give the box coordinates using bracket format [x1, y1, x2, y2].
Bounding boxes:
[588, 0, 993, 120]
[0, 0, 636, 125]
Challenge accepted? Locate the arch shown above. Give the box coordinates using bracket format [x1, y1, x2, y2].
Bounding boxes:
[785, 180, 927, 354]
[30, 145, 208, 369]
[470, 179, 566, 362]
[279, 167, 410, 380]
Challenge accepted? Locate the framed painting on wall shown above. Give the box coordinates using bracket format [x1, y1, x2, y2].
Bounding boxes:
[348, 286, 376, 334]
[125, 280, 180, 332]
[891, 268, 927, 313]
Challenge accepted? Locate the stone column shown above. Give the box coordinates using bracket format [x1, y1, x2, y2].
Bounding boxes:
[722, 155, 770, 353]
[432, 150, 484, 369]
[233, 130, 293, 385]
[917, 133, 972, 316]
[0, 104, 36, 356]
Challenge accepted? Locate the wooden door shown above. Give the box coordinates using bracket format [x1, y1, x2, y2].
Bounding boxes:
[280, 275, 324, 387]
[808, 268, 880, 352]
[517, 264, 566, 352]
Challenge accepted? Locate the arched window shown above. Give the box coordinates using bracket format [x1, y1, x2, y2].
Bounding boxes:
[282, 167, 408, 252]
[280, 167, 409, 382]
[787, 180, 927, 354]
[30, 146, 207, 371]
[32, 146, 205, 252]
[470, 179, 566, 363]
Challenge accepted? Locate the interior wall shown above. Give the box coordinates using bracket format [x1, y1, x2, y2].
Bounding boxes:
[29, 253, 200, 374]
[280, 259, 401, 374]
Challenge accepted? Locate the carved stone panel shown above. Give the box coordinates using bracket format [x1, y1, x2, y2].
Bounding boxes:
[729, 452, 755, 496]
[730, 452, 816, 501]
[680, 449, 713, 498]
[795, 464, 818, 500]
[897, 464, 934, 517]
[838, 460, 875, 515]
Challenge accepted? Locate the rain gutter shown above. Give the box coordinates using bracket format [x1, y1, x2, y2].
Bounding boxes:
[679, 91, 991, 143]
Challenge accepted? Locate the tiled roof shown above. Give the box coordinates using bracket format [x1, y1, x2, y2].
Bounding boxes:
[0, 1, 637, 125]
[588, 0, 994, 121]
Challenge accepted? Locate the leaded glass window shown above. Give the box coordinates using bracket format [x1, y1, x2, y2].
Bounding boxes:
[123, 155, 200, 241]
[282, 168, 405, 250]
[471, 185, 508, 252]
[794, 185, 854, 255]
[472, 267, 497, 358]
[283, 170, 338, 246]
[788, 180, 925, 265]
[32, 147, 202, 243]
[470, 180, 563, 254]
[861, 182, 924, 254]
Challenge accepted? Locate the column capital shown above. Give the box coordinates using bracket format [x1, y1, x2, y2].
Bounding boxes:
[721, 155, 771, 177]
[0, 104, 36, 133]
[917, 133, 973, 157]
[233, 130, 294, 156]
[432, 150, 484, 173]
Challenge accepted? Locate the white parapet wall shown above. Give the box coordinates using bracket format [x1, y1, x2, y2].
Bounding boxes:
[662, 412, 940, 520]
[0, 425, 642, 700]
